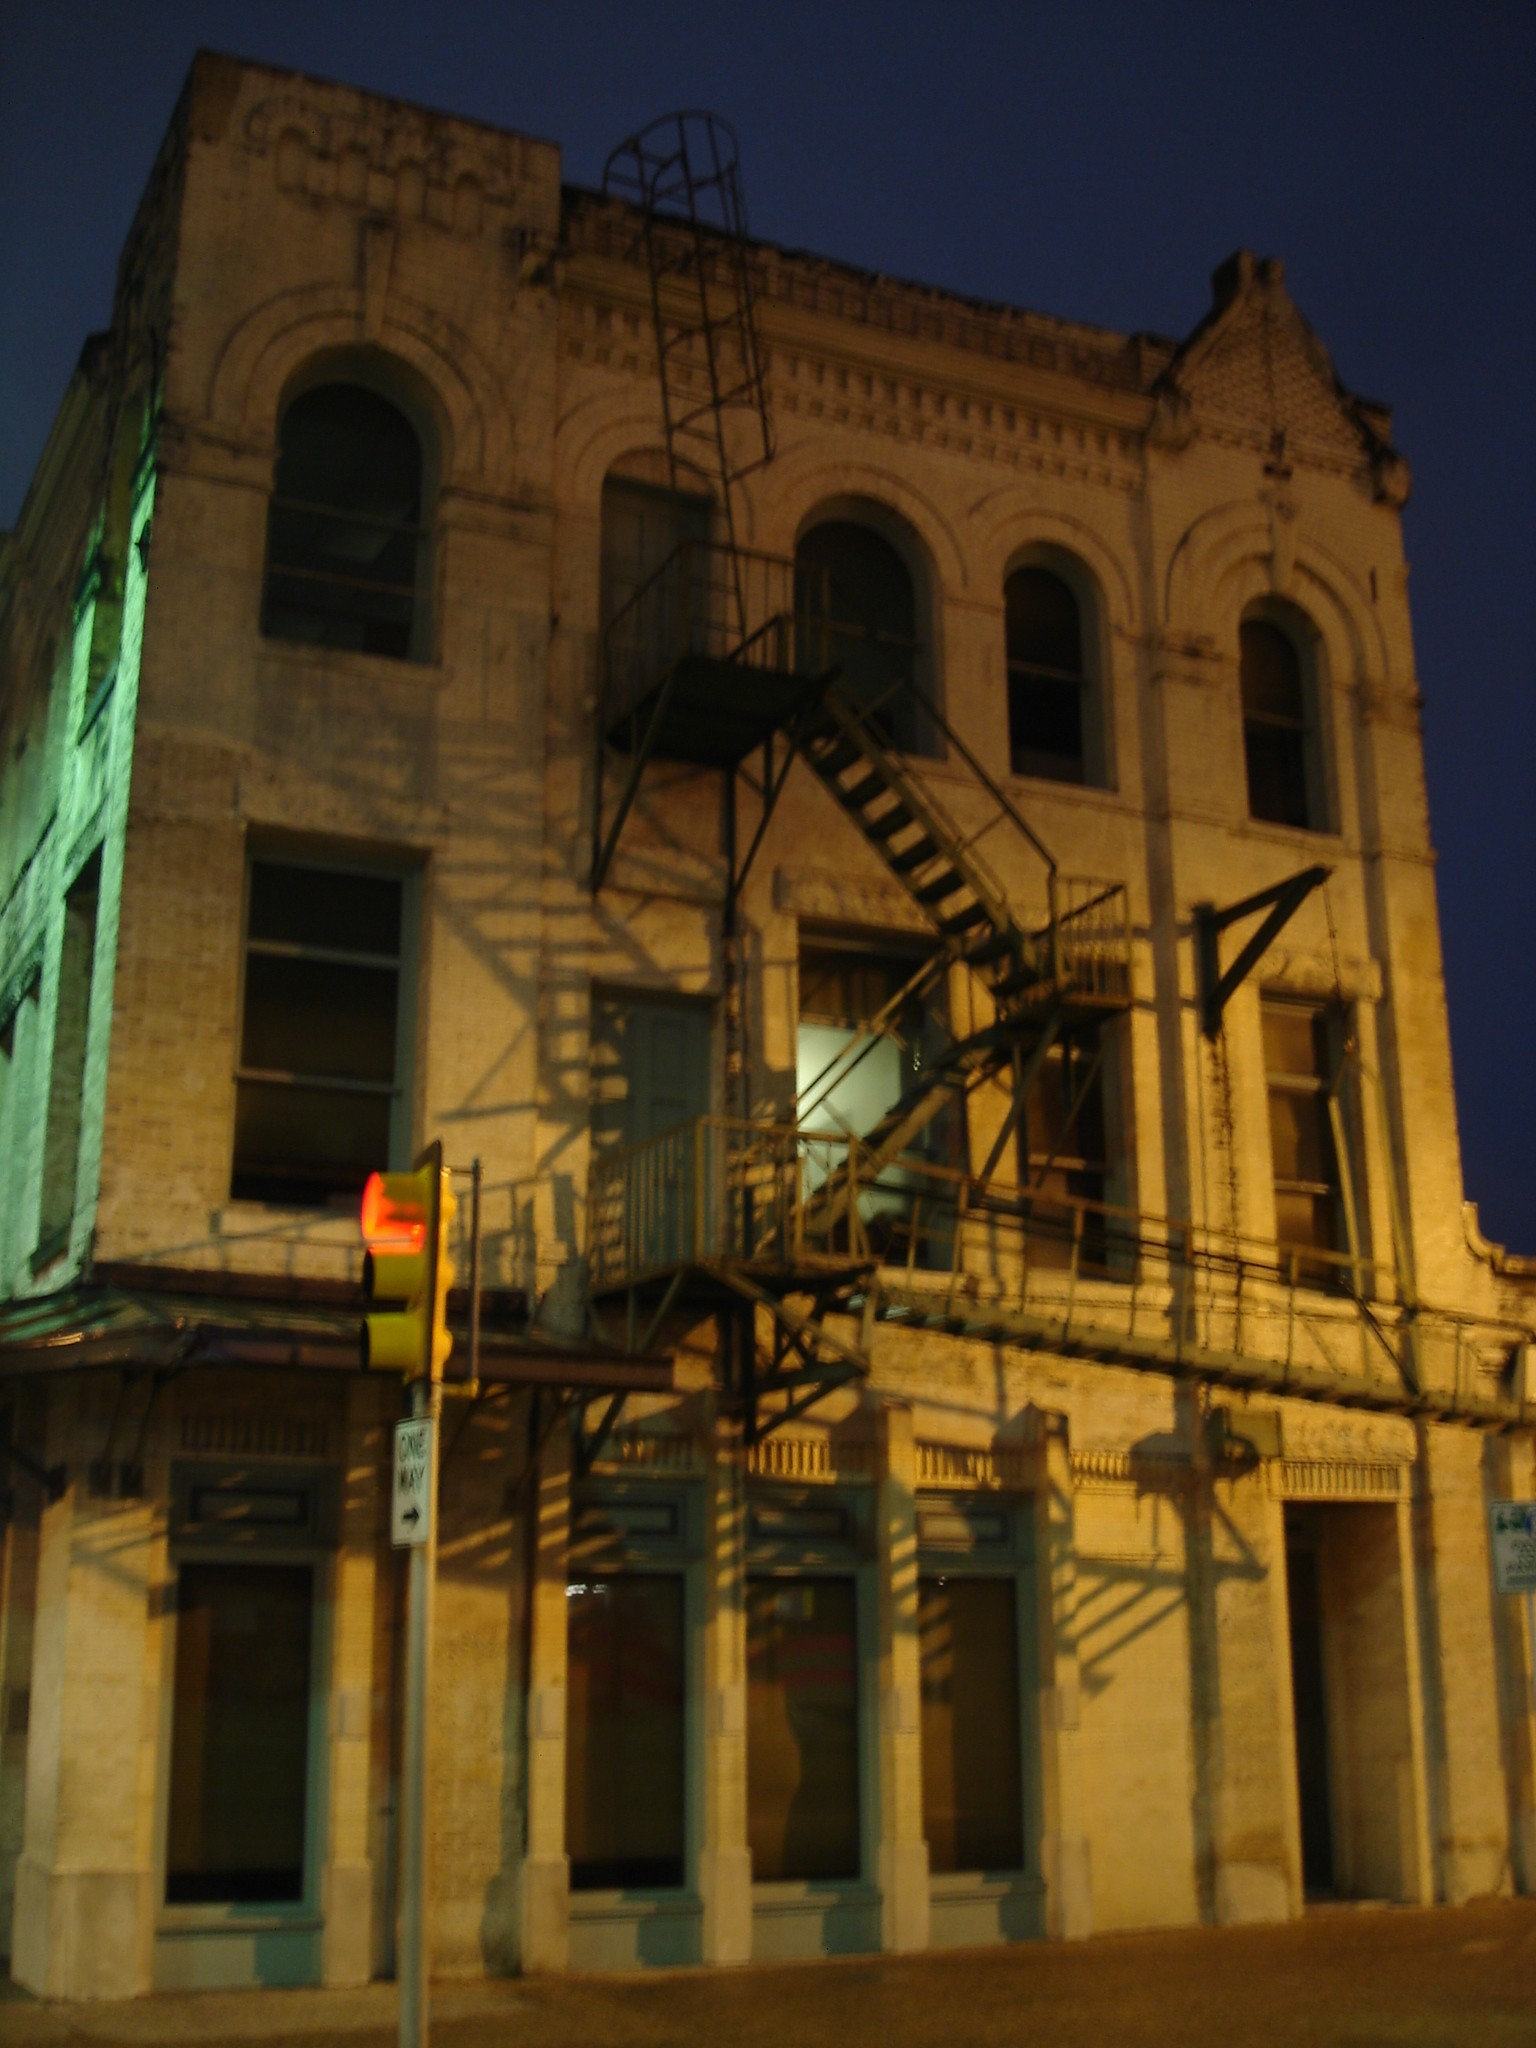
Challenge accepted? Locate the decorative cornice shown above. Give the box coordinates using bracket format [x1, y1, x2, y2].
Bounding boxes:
[1272, 1457, 1407, 1500]
[915, 1440, 1037, 1490]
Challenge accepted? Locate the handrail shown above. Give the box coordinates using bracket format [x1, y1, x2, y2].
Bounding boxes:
[585, 1115, 1536, 1376]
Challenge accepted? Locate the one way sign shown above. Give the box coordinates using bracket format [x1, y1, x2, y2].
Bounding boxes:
[392, 1417, 435, 1548]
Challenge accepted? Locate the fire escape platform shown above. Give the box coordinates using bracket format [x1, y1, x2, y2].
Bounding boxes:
[606, 652, 819, 767]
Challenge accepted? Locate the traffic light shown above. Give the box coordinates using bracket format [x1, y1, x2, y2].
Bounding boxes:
[360, 1141, 456, 1379]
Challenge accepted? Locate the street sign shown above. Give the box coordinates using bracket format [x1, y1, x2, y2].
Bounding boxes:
[1489, 1500, 1536, 1596]
[393, 1416, 435, 1548]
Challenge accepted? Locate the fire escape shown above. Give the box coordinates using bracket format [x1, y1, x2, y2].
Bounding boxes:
[583, 114, 1132, 1449]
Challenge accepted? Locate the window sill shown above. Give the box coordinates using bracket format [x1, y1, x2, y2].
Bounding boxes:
[569, 1888, 700, 1920]
[158, 1904, 322, 1934]
[255, 639, 446, 691]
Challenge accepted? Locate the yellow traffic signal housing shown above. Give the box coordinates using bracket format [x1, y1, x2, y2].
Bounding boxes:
[360, 1141, 454, 1381]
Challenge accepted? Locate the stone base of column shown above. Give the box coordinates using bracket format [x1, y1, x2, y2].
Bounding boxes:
[1215, 1859, 1289, 1925]
[319, 1858, 373, 1985]
[10, 1855, 154, 1998]
[699, 1844, 753, 1963]
[1042, 1833, 1092, 1939]
[1437, 1841, 1510, 1905]
[878, 1838, 930, 1952]
[517, 1852, 570, 1971]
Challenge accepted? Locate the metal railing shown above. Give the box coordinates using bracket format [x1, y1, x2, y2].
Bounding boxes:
[586, 1114, 1533, 1416]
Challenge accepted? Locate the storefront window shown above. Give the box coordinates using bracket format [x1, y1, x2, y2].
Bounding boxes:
[165, 1562, 313, 1904]
[746, 1575, 860, 1881]
[566, 1574, 686, 1889]
[919, 1574, 1023, 1873]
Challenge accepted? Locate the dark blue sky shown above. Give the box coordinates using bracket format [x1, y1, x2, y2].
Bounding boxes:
[3, 1, 1532, 1248]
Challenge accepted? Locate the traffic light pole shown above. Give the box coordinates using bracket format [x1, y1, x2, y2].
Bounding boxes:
[398, 1368, 440, 2048]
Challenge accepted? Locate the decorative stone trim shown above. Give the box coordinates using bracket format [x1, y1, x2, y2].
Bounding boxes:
[1271, 1457, 1407, 1501]
[592, 1430, 703, 1476]
[1070, 1448, 1195, 1494]
[746, 1435, 876, 1484]
[179, 1413, 330, 1460]
[915, 1441, 1036, 1491]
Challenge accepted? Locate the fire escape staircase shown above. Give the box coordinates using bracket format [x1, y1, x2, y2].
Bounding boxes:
[581, 113, 1131, 1447]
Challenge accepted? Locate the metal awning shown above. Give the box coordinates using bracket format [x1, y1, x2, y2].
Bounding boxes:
[0, 1262, 674, 1393]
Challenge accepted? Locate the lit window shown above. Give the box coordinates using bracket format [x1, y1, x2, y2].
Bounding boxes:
[1005, 565, 1097, 785]
[261, 383, 428, 659]
[231, 857, 409, 1207]
[796, 520, 929, 755]
[919, 1575, 1023, 1873]
[1241, 615, 1323, 829]
[746, 1575, 860, 1881]
[1262, 999, 1346, 1282]
[566, 1574, 687, 1890]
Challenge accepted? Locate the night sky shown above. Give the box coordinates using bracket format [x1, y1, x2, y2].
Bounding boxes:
[3, 2, 1532, 1249]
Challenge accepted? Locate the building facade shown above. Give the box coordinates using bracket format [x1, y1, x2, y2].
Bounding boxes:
[0, 52, 1533, 2000]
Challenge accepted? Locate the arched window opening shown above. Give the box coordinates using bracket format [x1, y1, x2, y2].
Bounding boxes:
[795, 520, 929, 755]
[261, 384, 428, 660]
[1240, 615, 1323, 829]
[1005, 565, 1091, 785]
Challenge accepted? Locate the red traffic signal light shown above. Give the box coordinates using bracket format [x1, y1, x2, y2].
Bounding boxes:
[360, 1142, 455, 1380]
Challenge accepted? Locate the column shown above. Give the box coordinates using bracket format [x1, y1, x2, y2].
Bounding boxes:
[321, 1376, 385, 1984]
[11, 1390, 156, 1997]
[699, 1413, 752, 1962]
[874, 1402, 928, 1951]
[1033, 1418, 1090, 1937]
[517, 1417, 570, 1970]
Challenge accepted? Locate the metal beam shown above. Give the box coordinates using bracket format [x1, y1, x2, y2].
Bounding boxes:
[1195, 865, 1331, 1037]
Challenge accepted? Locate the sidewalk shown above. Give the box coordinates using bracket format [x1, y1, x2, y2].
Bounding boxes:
[1, 1898, 1533, 2048]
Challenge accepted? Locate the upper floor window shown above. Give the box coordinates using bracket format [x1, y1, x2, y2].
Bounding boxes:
[1240, 612, 1324, 829]
[1005, 564, 1101, 785]
[795, 519, 932, 755]
[1017, 1026, 1115, 1272]
[261, 383, 429, 661]
[232, 855, 412, 1207]
[1262, 997, 1351, 1285]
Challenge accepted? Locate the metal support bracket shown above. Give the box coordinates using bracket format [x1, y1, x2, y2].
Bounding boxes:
[1195, 864, 1331, 1037]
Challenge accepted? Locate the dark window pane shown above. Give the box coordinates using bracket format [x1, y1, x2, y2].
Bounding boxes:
[1240, 619, 1304, 723]
[796, 522, 920, 752]
[1244, 725, 1310, 827]
[233, 1079, 393, 1205]
[1009, 672, 1084, 780]
[1261, 1005, 1324, 1080]
[919, 1576, 1023, 1873]
[566, 1575, 687, 1890]
[262, 384, 424, 659]
[747, 1575, 860, 1881]
[1006, 567, 1082, 675]
[240, 954, 398, 1083]
[165, 1563, 312, 1904]
[248, 864, 402, 956]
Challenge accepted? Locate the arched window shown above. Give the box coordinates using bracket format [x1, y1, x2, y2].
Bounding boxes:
[795, 519, 929, 755]
[1240, 612, 1323, 829]
[1005, 564, 1097, 785]
[261, 383, 429, 660]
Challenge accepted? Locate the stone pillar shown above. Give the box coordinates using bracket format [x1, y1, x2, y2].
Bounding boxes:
[1033, 1419, 1090, 1938]
[1415, 1423, 1509, 1901]
[1489, 1431, 1536, 1893]
[874, 1402, 928, 1952]
[517, 1418, 570, 1970]
[0, 1422, 41, 1960]
[699, 1414, 752, 1963]
[1202, 1469, 1292, 1924]
[321, 1376, 385, 1985]
[1393, 1496, 1438, 1905]
[11, 1396, 156, 1998]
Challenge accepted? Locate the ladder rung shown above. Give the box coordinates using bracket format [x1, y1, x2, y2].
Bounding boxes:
[915, 872, 966, 906]
[889, 838, 940, 873]
[865, 806, 915, 841]
[966, 933, 1019, 967]
[939, 904, 991, 935]
[816, 739, 861, 776]
[840, 772, 891, 809]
